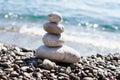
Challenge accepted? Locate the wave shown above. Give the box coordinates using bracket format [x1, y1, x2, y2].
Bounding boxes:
[0, 12, 120, 33]
[1, 25, 120, 50]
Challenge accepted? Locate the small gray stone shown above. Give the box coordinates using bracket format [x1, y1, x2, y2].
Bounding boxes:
[15, 60, 23, 64]
[14, 47, 22, 52]
[58, 67, 66, 73]
[4, 68, 13, 72]
[15, 52, 26, 56]
[107, 65, 116, 70]
[42, 33, 64, 47]
[1, 46, 7, 51]
[48, 12, 62, 23]
[58, 76, 70, 80]
[42, 59, 56, 70]
[66, 67, 71, 74]
[113, 53, 120, 61]
[33, 72, 42, 78]
[69, 73, 80, 80]
[21, 66, 29, 72]
[13, 64, 20, 70]
[50, 73, 57, 79]
[0, 69, 4, 76]
[1, 76, 7, 80]
[23, 72, 32, 78]
[37, 59, 43, 64]
[1, 61, 11, 68]
[44, 22, 64, 34]
[58, 73, 69, 77]
[26, 68, 34, 73]
[42, 69, 50, 73]
[2, 55, 8, 60]
[75, 63, 83, 69]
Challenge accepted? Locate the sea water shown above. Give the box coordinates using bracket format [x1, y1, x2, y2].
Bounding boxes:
[0, 0, 120, 56]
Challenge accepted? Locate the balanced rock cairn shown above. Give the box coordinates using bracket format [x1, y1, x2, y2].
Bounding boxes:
[36, 12, 80, 63]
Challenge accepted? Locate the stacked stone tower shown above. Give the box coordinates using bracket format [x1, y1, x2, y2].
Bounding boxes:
[36, 12, 80, 63]
[43, 12, 64, 47]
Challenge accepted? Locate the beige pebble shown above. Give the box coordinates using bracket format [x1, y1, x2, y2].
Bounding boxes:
[42, 33, 64, 47]
[42, 59, 56, 70]
[48, 12, 62, 23]
[44, 22, 64, 34]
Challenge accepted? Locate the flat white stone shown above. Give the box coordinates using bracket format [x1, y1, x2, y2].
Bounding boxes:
[35, 45, 80, 63]
[42, 33, 64, 47]
[48, 12, 62, 23]
[44, 22, 64, 34]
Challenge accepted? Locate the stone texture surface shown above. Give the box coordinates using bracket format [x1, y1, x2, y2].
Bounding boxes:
[44, 22, 64, 34]
[36, 45, 80, 63]
[42, 33, 64, 47]
[48, 12, 62, 23]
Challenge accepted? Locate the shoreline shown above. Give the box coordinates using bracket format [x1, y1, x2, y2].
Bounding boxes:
[0, 43, 120, 80]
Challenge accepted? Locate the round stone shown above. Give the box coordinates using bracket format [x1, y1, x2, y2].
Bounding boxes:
[42, 59, 56, 70]
[44, 22, 64, 34]
[35, 45, 80, 63]
[48, 12, 62, 23]
[42, 33, 64, 47]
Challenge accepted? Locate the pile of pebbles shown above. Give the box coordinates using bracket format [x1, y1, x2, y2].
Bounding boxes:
[0, 43, 120, 80]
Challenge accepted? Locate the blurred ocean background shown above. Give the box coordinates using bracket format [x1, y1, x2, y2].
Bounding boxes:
[0, 0, 120, 56]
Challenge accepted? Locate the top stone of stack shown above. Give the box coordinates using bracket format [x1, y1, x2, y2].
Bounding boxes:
[48, 12, 62, 23]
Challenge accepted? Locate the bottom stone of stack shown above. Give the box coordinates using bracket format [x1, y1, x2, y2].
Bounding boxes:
[35, 45, 80, 63]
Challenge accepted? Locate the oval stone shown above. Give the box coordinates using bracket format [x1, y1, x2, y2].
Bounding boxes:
[42, 33, 64, 47]
[48, 12, 62, 23]
[83, 77, 93, 80]
[35, 45, 80, 63]
[44, 22, 64, 34]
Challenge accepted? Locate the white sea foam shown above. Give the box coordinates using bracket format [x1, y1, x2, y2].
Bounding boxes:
[19, 26, 120, 51]
[19, 25, 45, 36]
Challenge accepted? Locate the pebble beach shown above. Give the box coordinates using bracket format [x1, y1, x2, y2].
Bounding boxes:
[0, 43, 120, 80]
[0, 0, 120, 80]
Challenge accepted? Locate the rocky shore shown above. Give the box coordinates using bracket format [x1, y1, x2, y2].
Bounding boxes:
[0, 43, 120, 80]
